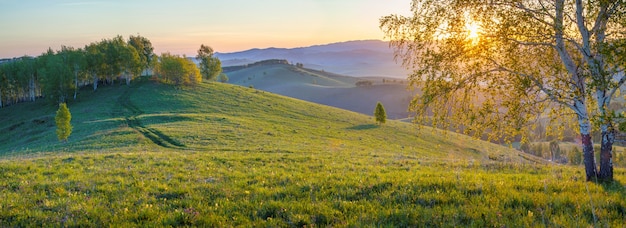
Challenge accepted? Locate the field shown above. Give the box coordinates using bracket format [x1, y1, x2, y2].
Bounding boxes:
[0, 77, 625, 226]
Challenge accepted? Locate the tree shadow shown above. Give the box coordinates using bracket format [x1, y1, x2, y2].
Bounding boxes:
[599, 180, 625, 196]
[346, 124, 379, 130]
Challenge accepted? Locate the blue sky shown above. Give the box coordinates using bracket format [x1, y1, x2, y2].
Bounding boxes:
[0, 0, 412, 58]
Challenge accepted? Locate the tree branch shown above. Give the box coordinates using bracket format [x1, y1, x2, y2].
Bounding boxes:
[513, 2, 555, 27]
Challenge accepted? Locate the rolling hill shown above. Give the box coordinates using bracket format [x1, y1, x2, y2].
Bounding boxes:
[215, 40, 410, 78]
[1, 78, 625, 227]
[224, 60, 416, 119]
[0, 77, 519, 161]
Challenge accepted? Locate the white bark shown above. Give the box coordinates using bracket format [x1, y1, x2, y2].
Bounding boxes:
[125, 72, 131, 85]
[29, 75, 35, 102]
[74, 66, 78, 100]
[574, 98, 592, 135]
[92, 73, 98, 91]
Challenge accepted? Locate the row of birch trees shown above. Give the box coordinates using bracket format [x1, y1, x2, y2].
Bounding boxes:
[0, 35, 155, 106]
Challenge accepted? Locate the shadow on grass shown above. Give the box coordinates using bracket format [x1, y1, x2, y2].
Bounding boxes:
[599, 180, 625, 195]
[118, 81, 185, 149]
[598, 180, 626, 217]
[346, 124, 379, 130]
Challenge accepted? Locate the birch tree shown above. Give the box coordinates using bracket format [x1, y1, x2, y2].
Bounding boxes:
[128, 35, 155, 76]
[85, 41, 105, 91]
[39, 48, 74, 103]
[59, 46, 86, 100]
[381, 0, 626, 181]
[196, 44, 222, 81]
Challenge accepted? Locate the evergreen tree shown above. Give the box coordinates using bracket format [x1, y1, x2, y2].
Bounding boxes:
[374, 101, 386, 125]
[55, 103, 72, 142]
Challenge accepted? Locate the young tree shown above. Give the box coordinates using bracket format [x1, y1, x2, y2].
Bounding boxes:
[217, 73, 229, 83]
[196, 44, 222, 80]
[381, 0, 626, 181]
[55, 103, 72, 142]
[374, 101, 387, 125]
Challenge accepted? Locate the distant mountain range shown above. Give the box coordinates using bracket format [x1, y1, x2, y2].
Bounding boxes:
[215, 40, 410, 78]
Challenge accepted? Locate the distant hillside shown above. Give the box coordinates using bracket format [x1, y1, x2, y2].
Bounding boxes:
[224, 60, 415, 119]
[215, 40, 410, 78]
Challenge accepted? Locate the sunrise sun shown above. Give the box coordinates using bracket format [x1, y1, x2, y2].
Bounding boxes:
[466, 22, 481, 40]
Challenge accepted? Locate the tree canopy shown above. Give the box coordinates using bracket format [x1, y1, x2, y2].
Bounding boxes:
[155, 53, 202, 86]
[381, 0, 626, 181]
[196, 44, 222, 81]
[128, 35, 156, 76]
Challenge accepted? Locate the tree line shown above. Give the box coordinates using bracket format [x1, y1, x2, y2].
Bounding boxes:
[0, 35, 222, 107]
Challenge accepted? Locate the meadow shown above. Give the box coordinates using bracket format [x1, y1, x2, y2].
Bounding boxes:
[0, 78, 624, 226]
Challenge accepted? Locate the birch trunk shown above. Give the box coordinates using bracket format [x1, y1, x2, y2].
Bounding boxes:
[573, 97, 598, 181]
[598, 125, 614, 181]
[29, 75, 35, 102]
[578, 116, 598, 181]
[73, 68, 78, 100]
[126, 72, 131, 85]
[93, 73, 98, 91]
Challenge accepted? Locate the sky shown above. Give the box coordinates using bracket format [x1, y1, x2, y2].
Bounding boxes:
[0, 0, 412, 58]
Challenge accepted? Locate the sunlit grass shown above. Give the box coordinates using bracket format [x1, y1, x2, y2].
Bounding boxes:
[0, 77, 624, 226]
[1, 152, 624, 226]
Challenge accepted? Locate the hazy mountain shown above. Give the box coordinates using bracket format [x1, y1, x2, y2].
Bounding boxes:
[216, 40, 410, 78]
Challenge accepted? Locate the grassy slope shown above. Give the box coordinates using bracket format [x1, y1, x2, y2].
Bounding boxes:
[0, 78, 625, 226]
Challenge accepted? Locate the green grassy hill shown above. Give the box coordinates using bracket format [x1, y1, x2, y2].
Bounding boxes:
[0, 78, 625, 227]
[225, 62, 416, 119]
[1, 77, 516, 160]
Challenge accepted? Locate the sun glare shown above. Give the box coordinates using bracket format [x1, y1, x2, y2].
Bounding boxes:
[466, 22, 481, 41]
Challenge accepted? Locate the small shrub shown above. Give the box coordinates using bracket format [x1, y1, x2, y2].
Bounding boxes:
[356, 80, 373, 87]
[217, 73, 229, 83]
[568, 147, 582, 165]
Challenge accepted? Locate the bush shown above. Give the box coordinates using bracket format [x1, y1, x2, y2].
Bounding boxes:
[568, 147, 582, 165]
[217, 73, 229, 83]
[549, 140, 561, 161]
[156, 53, 201, 86]
[356, 80, 373, 87]
[520, 141, 530, 153]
